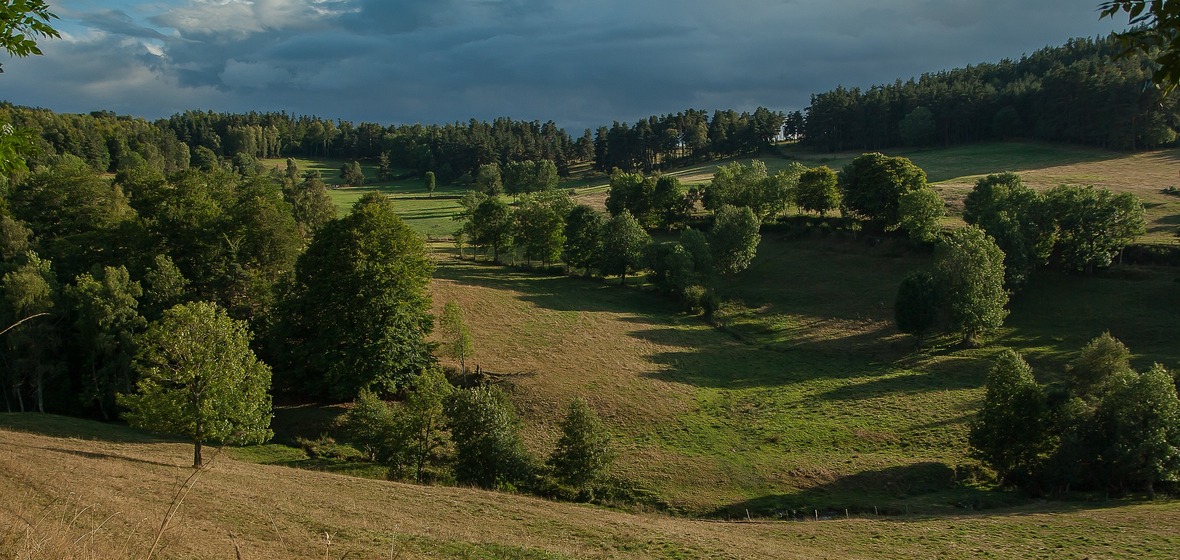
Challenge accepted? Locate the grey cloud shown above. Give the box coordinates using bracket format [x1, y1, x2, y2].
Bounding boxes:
[76, 9, 172, 40]
[4, 0, 1130, 133]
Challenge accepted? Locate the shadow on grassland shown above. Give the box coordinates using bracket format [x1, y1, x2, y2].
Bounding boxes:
[0, 412, 163, 444]
[708, 462, 1132, 520]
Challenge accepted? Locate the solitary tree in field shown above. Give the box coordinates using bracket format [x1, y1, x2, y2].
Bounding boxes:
[340, 160, 365, 187]
[120, 301, 273, 468]
[935, 226, 1008, 345]
[425, 171, 436, 198]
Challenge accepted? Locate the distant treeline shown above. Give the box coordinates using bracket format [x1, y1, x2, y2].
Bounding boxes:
[803, 35, 1180, 152]
[0, 103, 789, 182]
[4, 33, 1178, 186]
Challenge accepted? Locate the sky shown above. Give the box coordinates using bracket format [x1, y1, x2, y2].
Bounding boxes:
[2, 0, 1129, 132]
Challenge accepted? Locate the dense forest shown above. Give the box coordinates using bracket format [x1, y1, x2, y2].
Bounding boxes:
[804, 35, 1179, 151]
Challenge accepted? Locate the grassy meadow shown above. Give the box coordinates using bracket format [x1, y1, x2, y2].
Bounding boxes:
[6, 143, 1172, 557]
[3, 418, 1179, 559]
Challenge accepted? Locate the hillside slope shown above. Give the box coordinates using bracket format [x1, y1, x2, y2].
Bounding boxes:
[3, 420, 1179, 559]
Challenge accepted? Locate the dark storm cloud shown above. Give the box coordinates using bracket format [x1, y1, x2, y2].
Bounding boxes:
[2, 0, 1127, 131]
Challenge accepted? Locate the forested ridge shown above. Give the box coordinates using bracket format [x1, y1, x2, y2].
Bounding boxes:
[804, 35, 1179, 151]
[4, 34, 1176, 186]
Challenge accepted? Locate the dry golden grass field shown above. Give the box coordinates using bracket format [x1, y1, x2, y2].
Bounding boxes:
[3, 424, 1180, 559]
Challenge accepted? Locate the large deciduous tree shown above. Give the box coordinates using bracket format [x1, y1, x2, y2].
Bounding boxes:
[276, 193, 435, 400]
[119, 301, 272, 468]
[934, 226, 1008, 345]
[709, 205, 761, 275]
[963, 173, 1056, 287]
[599, 211, 651, 285]
[969, 350, 1050, 489]
[66, 266, 145, 419]
[562, 205, 604, 276]
[838, 153, 927, 229]
[896, 187, 945, 243]
[796, 166, 841, 217]
[1045, 184, 1145, 273]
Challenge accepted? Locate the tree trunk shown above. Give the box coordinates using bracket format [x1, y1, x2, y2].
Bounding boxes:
[193, 439, 203, 469]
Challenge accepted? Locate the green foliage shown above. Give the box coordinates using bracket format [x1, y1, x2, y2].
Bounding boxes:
[895, 187, 945, 243]
[893, 270, 940, 341]
[439, 302, 474, 374]
[1070, 331, 1134, 401]
[1090, 364, 1180, 496]
[377, 152, 393, 181]
[705, 160, 801, 222]
[934, 226, 1008, 344]
[548, 398, 614, 490]
[0, 1, 60, 72]
[446, 385, 532, 489]
[561, 205, 604, 276]
[644, 242, 691, 295]
[475, 163, 503, 196]
[403, 368, 454, 482]
[651, 175, 692, 229]
[963, 173, 1056, 287]
[599, 211, 651, 284]
[66, 266, 145, 419]
[424, 171, 436, 197]
[838, 153, 927, 228]
[899, 107, 937, 146]
[0, 214, 32, 262]
[338, 389, 400, 463]
[1, 252, 60, 413]
[969, 350, 1050, 488]
[141, 254, 188, 321]
[795, 166, 840, 217]
[287, 172, 337, 241]
[503, 160, 558, 197]
[514, 191, 570, 266]
[605, 169, 654, 223]
[472, 197, 514, 262]
[0, 121, 37, 179]
[119, 301, 272, 468]
[1100, 0, 1180, 94]
[276, 193, 435, 400]
[340, 160, 365, 187]
[1045, 184, 1146, 273]
[709, 205, 761, 276]
[678, 227, 715, 279]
